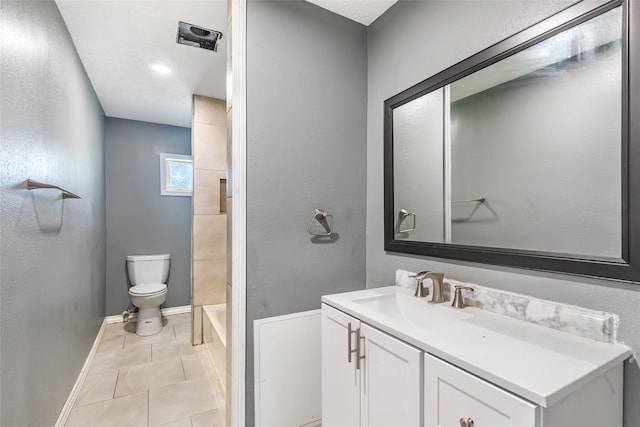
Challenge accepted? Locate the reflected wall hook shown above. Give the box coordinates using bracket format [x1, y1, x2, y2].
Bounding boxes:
[398, 209, 416, 232]
[308, 208, 333, 236]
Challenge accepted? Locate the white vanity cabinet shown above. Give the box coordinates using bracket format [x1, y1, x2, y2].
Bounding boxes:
[322, 286, 629, 427]
[321, 303, 422, 427]
[424, 353, 624, 427]
[425, 354, 537, 427]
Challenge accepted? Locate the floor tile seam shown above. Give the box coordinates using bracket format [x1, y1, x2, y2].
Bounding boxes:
[113, 368, 121, 402]
[207, 372, 225, 399]
[94, 353, 153, 373]
[93, 345, 131, 358]
[71, 370, 119, 410]
[94, 340, 125, 355]
[146, 374, 211, 399]
[190, 408, 221, 422]
[180, 353, 188, 381]
[125, 369, 194, 399]
[206, 381, 226, 409]
[101, 332, 128, 341]
[115, 376, 189, 399]
[161, 416, 195, 427]
[96, 335, 125, 353]
[123, 339, 147, 350]
[67, 388, 125, 413]
[123, 335, 177, 351]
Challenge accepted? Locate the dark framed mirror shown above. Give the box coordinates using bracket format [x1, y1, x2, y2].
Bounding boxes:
[384, 0, 640, 282]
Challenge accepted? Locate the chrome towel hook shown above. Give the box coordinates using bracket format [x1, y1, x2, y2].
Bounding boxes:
[308, 208, 333, 236]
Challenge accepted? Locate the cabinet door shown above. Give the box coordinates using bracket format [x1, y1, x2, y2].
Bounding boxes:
[361, 323, 422, 427]
[321, 304, 360, 427]
[425, 354, 538, 427]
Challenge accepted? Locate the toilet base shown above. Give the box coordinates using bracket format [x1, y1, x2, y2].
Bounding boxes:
[135, 306, 163, 336]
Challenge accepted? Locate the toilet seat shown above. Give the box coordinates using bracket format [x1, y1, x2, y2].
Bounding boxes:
[129, 283, 167, 297]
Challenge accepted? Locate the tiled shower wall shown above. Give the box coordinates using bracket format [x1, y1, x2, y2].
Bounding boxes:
[191, 95, 228, 345]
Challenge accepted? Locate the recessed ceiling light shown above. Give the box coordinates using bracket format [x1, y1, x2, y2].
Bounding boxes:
[152, 64, 171, 74]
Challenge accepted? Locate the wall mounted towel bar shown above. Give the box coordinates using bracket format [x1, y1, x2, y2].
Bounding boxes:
[27, 179, 81, 199]
[452, 197, 485, 204]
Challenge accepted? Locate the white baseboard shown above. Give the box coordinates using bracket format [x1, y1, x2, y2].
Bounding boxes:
[162, 305, 192, 316]
[104, 305, 192, 324]
[55, 319, 108, 427]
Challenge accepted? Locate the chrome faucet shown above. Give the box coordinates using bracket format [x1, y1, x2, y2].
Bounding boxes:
[425, 272, 446, 303]
[410, 271, 446, 303]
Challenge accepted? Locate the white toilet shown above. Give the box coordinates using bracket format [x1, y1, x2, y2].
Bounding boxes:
[126, 254, 170, 336]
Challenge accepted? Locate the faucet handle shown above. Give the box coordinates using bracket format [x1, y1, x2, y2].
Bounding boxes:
[409, 271, 431, 297]
[409, 270, 430, 280]
[451, 285, 474, 309]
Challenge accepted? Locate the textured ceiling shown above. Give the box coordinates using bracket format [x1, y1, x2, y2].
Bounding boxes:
[55, 0, 228, 129]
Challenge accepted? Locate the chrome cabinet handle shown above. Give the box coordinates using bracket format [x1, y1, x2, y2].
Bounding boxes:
[459, 418, 475, 427]
[355, 327, 365, 370]
[347, 322, 357, 363]
[347, 322, 366, 369]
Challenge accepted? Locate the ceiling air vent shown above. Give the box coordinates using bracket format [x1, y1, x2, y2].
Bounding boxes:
[176, 21, 223, 52]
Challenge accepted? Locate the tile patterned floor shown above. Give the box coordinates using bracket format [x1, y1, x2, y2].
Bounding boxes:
[65, 313, 225, 427]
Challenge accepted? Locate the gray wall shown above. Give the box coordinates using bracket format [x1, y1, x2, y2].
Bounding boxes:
[246, 1, 367, 425]
[367, 2, 640, 426]
[0, 1, 106, 425]
[105, 117, 191, 315]
[450, 43, 621, 256]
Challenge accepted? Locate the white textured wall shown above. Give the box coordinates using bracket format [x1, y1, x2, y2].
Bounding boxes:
[0, 1, 106, 424]
[367, 2, 640, 426]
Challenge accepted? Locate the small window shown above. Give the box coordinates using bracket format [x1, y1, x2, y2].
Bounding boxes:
[160, 153, 193, 196]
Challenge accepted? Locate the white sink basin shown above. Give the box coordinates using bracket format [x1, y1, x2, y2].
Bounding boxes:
[352, 292, 472, 329]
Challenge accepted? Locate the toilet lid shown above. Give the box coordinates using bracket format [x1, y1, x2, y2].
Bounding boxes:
[129, 283, 167, 296]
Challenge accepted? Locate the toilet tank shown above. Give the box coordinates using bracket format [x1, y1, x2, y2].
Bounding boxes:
[126, 254, 170, 285]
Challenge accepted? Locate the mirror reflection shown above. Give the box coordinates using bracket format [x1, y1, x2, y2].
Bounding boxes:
[393, 6, 622, 258]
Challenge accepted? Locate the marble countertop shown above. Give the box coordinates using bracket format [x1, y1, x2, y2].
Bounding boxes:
[321, 285, 630, 408]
